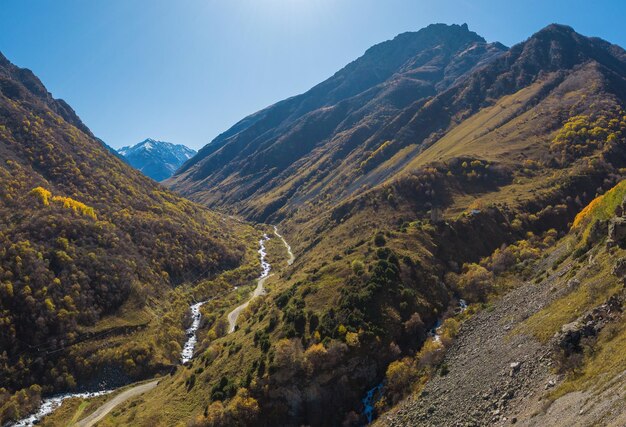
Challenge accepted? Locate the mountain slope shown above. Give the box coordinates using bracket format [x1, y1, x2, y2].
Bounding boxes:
[0, 51, 254, 424]
[167, 23, 507, 218]
[378, 180, 626, 427]
[20, 24, 626, 427]
[134, 24, 626, 427]
[118, 138, 196, 181]
[169, 24, 626, 225]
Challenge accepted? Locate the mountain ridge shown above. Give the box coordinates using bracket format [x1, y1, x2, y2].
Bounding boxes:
[143, 23, 626, 426]
[167, 23, 508, 219]
[118, 138, 196, 181]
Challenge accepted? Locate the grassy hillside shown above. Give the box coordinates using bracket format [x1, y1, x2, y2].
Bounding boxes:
[137, 24, 626, 427]
[8, 24, 626, 427]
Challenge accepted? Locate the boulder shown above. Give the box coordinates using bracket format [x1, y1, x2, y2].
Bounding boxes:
[612, 258, 626, 278]
[588, 219, 607, 245]
[509, 362, 521, 376]
[608, 217, 626, 248]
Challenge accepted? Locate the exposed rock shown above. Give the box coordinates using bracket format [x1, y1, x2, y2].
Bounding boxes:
[588, 219, 608, 245]
[554, 294, 624, 357]
[612, 258, 626, 278]
[615, 195, 626, 217]
[608, 217, 626, 248]
[567, 278, 581, 290]
[510, 362, 522, 376]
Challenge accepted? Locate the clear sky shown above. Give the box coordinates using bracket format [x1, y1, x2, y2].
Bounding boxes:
[1, 0, 625, 150]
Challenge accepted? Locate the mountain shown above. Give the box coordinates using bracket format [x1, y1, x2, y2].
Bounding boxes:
[133, 24, 626, 426]
[167, 23, 506, 215]
[0, 51, 254, 424]
[118, 138, 196, 181]
[168, 23, 626, 224]
[5, 22, 626, 427]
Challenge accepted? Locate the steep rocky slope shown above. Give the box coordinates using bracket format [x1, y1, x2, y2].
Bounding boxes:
[379, 180, 626, 427]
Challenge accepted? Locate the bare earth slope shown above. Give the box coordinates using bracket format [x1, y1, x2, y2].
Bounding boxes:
[377, 263, 562, 426]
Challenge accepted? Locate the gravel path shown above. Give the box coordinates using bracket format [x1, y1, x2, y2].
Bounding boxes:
[273, 226, 295, 266]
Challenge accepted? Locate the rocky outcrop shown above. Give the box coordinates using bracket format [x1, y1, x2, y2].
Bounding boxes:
[553, 294, 623, 359]
[608, 217, 626, 248]
[613, 258, 626, 279]
[607, 195, 626, 248]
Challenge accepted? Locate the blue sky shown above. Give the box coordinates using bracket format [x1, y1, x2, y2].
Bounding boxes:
[1, 0, 624, 150]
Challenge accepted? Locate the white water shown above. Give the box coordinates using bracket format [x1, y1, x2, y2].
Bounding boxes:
[180, 300, 207, 364]
[428, 299, 468, 343]
[13, 389, 113, 427]
[273, 226, 295, 266]
[227, 234, 271, 333]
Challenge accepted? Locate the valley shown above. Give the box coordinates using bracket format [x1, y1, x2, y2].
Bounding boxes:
[2, 17, 626, 427]
[11, 224, 293, 426]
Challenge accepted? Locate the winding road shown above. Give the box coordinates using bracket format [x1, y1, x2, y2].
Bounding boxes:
[228, 233, 271, 333]
[76, 380, 159, 427]
[227, 227, 294, 333]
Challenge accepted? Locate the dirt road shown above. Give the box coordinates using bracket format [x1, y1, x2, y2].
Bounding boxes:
[76, 380, 159, 427]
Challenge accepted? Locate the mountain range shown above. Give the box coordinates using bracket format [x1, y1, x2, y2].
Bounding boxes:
[2, 22, 626, 427]
[118, 138, 196, 181]
[160, 23, 626, 426]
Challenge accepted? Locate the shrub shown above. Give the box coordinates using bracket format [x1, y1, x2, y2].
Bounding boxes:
[374, 232, 386, 247]
[351, 259, 365, 275]
[385, 358, 418, 404]
[456, 263, 493, 302]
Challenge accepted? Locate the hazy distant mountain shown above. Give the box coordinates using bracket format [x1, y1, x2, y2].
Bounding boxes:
[118, 138, 196, 181]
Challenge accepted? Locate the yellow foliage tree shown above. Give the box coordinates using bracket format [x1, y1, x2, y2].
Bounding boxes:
[29, 186, 51, 206]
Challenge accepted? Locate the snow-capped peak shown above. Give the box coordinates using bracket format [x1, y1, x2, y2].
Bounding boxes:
[116, 138, 197, 181]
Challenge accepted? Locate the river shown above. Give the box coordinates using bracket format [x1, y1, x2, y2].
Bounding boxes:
[227, 233, 271, 333]
[180, 300, 207, 364]
[12, 389, 114, 426]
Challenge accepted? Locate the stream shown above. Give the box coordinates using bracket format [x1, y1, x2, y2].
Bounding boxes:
[360, 299, 468, 424]
[13, 389, 114, 427]
[362, 382, 384, 424]
[227, 233, 271, 333]
[180, 300, 207, 364]
[428, 299, 468, 342]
